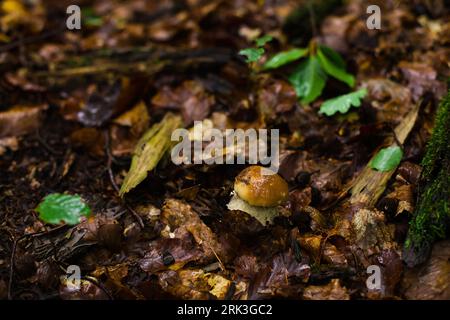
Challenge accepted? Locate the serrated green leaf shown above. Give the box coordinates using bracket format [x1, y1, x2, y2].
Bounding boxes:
[239, 48, 265, 63]
[119, 113, 183, 196]
[263, 48, 308, 70]
[288, 56, 327, 104]
[255, 35, 273, 47]
[319, 89, 367, 116]
[317, 46, 355, 87]
[370, 146, 404, 172]
[36, 193, 92, 225]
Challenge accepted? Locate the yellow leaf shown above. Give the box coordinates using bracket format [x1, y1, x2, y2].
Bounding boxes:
[2, 0, 26, 14]
[119, 113, 182, 196]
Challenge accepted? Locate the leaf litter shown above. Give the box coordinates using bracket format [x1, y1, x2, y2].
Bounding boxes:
[0, 0, 449, 301]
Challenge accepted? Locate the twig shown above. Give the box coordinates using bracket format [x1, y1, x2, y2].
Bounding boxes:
[83, 276, 114, 300]
[8, 235, 22, 300]
[207, 242, 226, 272]
[8, 225, 67, 299]
[123, 202, 145, 229]
[37, 61, 163, 78]
[307, 0, 318, 38]
[35, 128, 63, 156]
[104, 130, 120, 195]
[0, 28, 64, 53]
[388, 125, 403, 150]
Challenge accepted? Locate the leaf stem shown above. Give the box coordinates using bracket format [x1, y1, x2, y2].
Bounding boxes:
[307, 0, 318, 38]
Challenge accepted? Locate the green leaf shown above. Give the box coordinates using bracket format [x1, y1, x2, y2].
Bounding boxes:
[370, 146, 404, 172]
[36, 194, 92, 225]
[319, 89, 367, 116]
[263, 48, 308, 70]
[82, 8, 103, 27]
[317, 46, 355, 87]
[318, 45, 346, 69]
[239, 48, 265, 63]
[288, 56, 327, 104]
[119, 113, 183, 196]
[255, 35, 273, 47]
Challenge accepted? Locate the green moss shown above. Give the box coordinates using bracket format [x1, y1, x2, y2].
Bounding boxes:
[404, 91, 450, 266]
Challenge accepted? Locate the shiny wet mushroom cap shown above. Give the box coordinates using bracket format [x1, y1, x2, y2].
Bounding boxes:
[234, 166, 289, 207]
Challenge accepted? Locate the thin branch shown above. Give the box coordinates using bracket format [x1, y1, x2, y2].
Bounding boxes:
[307, 0, 318, 38]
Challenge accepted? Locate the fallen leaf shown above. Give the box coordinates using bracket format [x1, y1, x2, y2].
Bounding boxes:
[59, 279, 108, 300]
[303, 279, 350, 300]
[36, 193, 92, 226]
[370, 146, 403, 172]
[0, 104, 47, 138]
[157, 269, 231, 300]
[140, 199, 230, 273]
[0, 136, 18, 155]
[112, 100, 150, 136]
[77, 77, 146, 127]
[401, 240, 450, 300]
[119, 113, 182, 196]
[351, 208, 395, 254]
[399, 61, 447, 100]
[152, 80, 215, 125]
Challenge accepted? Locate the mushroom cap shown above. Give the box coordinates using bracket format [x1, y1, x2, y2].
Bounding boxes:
[234, 166, 289, 207]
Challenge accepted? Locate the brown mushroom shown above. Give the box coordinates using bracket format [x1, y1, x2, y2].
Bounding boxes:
[234, 166, 288, 207]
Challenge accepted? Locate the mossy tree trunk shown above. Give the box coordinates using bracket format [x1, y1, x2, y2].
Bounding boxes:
[404, 91, 450, 267]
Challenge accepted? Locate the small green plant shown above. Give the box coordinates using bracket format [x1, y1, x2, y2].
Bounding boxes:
[36, 193, 92, 225]
[240, 37, 367, 116]
[239, 35, 273, 63]
[81, 7, 103, 27]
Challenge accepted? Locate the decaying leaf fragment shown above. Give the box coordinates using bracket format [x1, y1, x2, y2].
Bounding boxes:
[158, 269, 232, 300]
[0, 104, 47, 138]
[59, 279, 109, 300]
[112, 100, 150, 136]
[401, 240, 450, 300]
[0, 0, 45, 33]
[351, 208, 395, 254]
[119, 113, 182, 196]
[0, 136, 18, 155]
[303, 279, 350, 300]
[227, 193, 279, 226]
[369, 146, 403, 172]
[36, 193, 92, 226]
[296, 234, 347, 266]
[139, 199, 230, 274]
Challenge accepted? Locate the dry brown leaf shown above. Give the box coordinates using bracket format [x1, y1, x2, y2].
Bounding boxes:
[303, 279, 350, 300]
[0, 104, 47, 138]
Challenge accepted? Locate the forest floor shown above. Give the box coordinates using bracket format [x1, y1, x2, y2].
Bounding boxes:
[0, 0, 449, 300]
